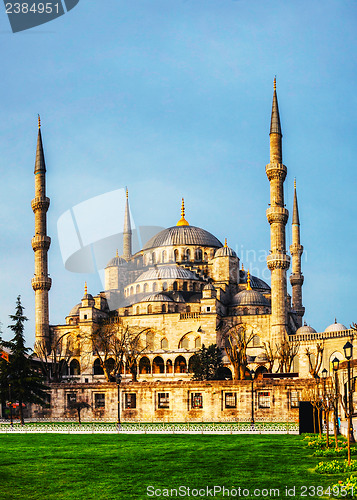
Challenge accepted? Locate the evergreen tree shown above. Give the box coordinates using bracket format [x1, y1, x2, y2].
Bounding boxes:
[190, 344, 224, 380]
[0, 296, 49, 425]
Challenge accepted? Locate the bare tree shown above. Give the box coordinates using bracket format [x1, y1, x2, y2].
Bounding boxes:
[34, 332, 74, 383]
[68, 400, 91, 425]
[86, 322, 150, 382]
[262, 341, 276, 373]
[276, 338, 300, 373]
[306, 343, 324, 378]
[222, 325, 254, 380]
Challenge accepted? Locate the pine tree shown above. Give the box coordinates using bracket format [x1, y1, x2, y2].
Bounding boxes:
[0, 296, 49, 425]
[190, 344, 224, 380]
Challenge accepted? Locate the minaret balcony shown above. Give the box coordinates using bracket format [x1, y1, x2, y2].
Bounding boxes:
[290, 274, 304, 286]
[266, 207, 289, 225]
[265, 163, 287, 181]
[31, 235, 51, 251]
[32, 276, 52, 291]
[267, 253, 290, 270]
[289, 243, 304, 255]
[31, 196, 50, 213]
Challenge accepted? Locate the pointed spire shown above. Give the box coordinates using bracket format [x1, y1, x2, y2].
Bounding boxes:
[123, 188, 132, 235]
[242, 263, 245, 272]
[270, 77, 282, 136]
[292, 178, 300, 225]
[84, 282, 88, 295]
[176, 198, 189, 226]
[34, 115, 46, 174]
[247, 270, 252, 290]
[224, 238, 228, 247]
[123, 188, 132, 260]
[116, 249, 119, 258]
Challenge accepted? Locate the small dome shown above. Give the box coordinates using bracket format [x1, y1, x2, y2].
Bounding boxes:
[203, 283, 215, 290]
[142, 226, 222, 250]
[82, 293, 94, 300]
[142, 294, 173, 302]
[296, 324, 317, 334]
[325, 321, 348, 333]
[215, 246, 237, 258]
[232, 289, 269, 306]
[106, 255, 127, 267]
[69, 303, 81, 316]
[135, 265, 198, 282]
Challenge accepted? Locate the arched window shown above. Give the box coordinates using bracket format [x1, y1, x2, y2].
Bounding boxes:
[204, 252, 208, 262]
[166, 359, 173, 373]
[162, 250, 166, 263]
[195, 336, 201, 349]
[186, 305, 191, 313]
[162, 304, 166, 313]
[195, 248, 203, 261]
[136, 306, 140, 315]
[193, 282, 197, 292]
[183, 282, 188, 291]
[174, 356, 187, 374]
[173, 281, 178, 291]
[174, 249, 179, 262]
[179, 336, 189, 349]
[136, 284, 140, 294]
[130, 286, 133, 295]
[153, 282, 157, 292]
[124, 309, 129, 316]
[175, 305, 179, 313]
[147, 304, 152, 314]
[152, 356, 164, 374]
[139, 356, 151, 374]
[144, 283, 148, 293]
[243, 307, 248, 315]
[69, 359, 80, 375]
[255, 308, 259, 315]
[152, 252, 156, 264]
[105, 358, 115, 376]
[161, 337, 169, 349]
[184, 248, 190, 261]
[162, 282, 168, 291]
[188, 356, 196, 373]
[60, 360, 69, 376]
[93, 358, 104, 375]
[146, 331, 155, 350]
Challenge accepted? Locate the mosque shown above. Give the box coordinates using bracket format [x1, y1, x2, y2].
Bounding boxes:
[29, 81, 354, 421]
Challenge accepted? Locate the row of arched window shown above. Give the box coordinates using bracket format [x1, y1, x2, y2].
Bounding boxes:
[144, 248, 215, 266]
[124, 281, 203, 297]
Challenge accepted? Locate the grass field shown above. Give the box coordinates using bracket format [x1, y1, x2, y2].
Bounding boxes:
[0, 434, 350, 499]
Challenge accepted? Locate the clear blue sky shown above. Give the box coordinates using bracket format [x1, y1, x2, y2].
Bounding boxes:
[1, 0, 357, 345]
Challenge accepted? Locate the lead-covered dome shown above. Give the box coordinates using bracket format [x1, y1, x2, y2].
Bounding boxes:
[325, 321, 348, 332]
[68, 303, 81, 316]
[135, 265, 198, 282]
[232, 289, 269, 306]
[142, 225, 222, 250]
[106, 255, 127, 267]
[296, 324, 317, 334]
[142, 294, 173, 302]
[215, 246, 237, 258]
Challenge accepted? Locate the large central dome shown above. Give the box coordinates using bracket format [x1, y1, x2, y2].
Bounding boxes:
[142, 225, 222, 250]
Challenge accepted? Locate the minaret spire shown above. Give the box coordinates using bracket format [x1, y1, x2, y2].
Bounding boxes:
[266, 79, 290, 342]
[122, 187, 132, 261]
[290, 180, 305, 326]
[32, 117, 51, 349]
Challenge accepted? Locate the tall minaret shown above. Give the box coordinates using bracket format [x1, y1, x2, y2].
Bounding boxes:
[122, 188, 132, 260]
[289, 179, 305, 326]
[31, 116, 51, 348]
[266, 79, 290, 342]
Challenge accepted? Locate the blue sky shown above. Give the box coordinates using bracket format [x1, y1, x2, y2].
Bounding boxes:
[1, 0, 357, 345]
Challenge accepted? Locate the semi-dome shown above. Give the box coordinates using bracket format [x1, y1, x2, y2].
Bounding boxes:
[68, 303, 81, 316]
[203, 283, 215, 290]
[142, 294, 173, 302]
[135, 265, 198, 282]
[324, 321, 348, 333]
[296, 324, 317, 334]
[232, 289, 269, 306]
[142, 225, 222, 250]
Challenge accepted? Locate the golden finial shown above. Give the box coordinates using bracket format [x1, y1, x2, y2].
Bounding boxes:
[38, 114, 41, 129]
[84, 282, 88, 295]
[247, 270, 252, 290]
[273, 77, 276, 91]
[126, 187, 128, 199]
[115, 249, 119, 258]
[176, 197, 189, 226]
[294, 178, 296, 190]
[242, 263, 245, 271]
[224, 238, 227, 247]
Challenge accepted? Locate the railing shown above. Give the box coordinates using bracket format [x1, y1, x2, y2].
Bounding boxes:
[179, 312, 201, 320]
[290, 328, 353, 343]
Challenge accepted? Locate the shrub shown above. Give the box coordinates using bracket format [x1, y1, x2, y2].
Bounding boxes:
[316, 460, 357, 474]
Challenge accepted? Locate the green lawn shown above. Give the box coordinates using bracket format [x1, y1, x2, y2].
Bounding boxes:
[0, 434, 350, 499]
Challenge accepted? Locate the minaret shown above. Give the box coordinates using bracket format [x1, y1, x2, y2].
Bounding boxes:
[122, 188, 132, 260]
[289, 179, 305, 326]
[266, 79, 290, 342]
[31, 116, 51, 348]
